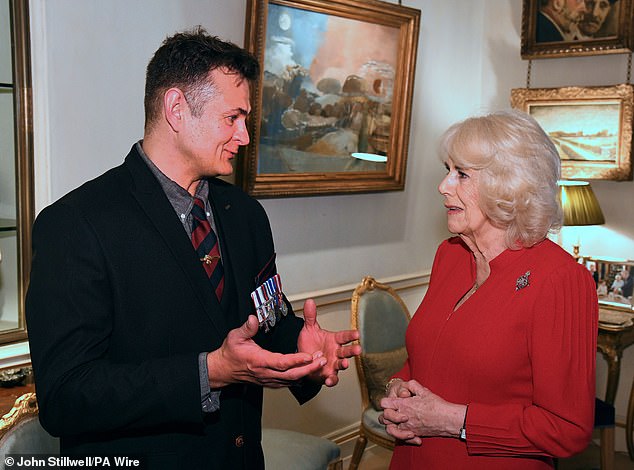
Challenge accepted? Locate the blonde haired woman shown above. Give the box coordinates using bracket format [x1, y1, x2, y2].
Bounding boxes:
[380, 110, 597, 469]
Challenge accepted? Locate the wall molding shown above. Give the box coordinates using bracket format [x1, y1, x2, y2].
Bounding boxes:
[287, 271, 431, 313]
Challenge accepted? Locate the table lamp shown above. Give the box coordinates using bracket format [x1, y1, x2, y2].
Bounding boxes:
[558, 181, 605, 259]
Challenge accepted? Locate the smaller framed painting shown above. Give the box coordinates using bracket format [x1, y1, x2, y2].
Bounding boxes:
[580, 256, 634, 313]
[521, 0, 634, 59]
[511, 84, 633, 181]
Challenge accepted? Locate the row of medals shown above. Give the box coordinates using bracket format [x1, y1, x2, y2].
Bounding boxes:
[251, 274, 288, 331]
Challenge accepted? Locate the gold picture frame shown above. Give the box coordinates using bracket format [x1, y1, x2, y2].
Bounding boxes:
[521, 0, 634, 59]
[511, 84, 633, 181]
[582, 257, 634, 313]
[238, 0, 420, 197]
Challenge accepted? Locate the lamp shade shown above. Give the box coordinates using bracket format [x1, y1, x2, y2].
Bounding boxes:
[558, 181, 605, 226]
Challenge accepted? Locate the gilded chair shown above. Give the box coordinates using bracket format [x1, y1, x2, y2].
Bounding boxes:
[262, 428, 343, 470]
[0, 392, 59, 460]
[349, 276, 411, 470]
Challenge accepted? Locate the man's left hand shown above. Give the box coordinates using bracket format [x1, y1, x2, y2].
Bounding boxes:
[297, 299, 361, 386]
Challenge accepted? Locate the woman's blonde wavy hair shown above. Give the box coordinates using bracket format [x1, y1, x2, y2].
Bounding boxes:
[440, 110, 563, 249]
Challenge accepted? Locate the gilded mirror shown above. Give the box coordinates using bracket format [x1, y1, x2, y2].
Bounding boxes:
[0, 0, 33, 344]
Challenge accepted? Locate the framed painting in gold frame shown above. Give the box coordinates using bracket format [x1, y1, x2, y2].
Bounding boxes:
[511, 84, 633, 181]
[520, 0, 634, 59]
[238, 0, 420, 197]
[581, 257, 634, 313]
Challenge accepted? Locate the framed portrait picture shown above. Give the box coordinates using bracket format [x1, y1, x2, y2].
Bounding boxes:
[511, 84, 633, 181]
[520, 0, 634, 59]
[238, 0, 420, 197]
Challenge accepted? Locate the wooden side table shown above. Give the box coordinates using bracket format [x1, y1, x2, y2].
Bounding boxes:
[597, 309, 634, 459]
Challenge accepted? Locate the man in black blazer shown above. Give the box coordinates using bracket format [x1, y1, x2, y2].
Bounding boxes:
[26, 28, 360, 469]
[536, 0, 587, 42]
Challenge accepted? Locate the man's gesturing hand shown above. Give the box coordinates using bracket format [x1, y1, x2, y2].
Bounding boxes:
[206, 314, 327, 388]
[297, 299, 361, 387]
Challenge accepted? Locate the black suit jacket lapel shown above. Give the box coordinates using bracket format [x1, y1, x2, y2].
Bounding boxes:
[123, 147, 229, 337]
[208, 181, 252, 326]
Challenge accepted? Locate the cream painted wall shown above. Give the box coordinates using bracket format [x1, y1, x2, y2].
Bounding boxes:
[24, 0, 634, 456]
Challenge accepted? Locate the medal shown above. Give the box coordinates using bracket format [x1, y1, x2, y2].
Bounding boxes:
[265, 277, 282, 322]
[273, 274, 288, 316]
[250, 274, 289, 332]
[261, 281, 276, 327]
[251, 286, 269, 332]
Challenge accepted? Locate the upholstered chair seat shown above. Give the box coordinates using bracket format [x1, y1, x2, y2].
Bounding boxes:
[261, 428, 342, 470]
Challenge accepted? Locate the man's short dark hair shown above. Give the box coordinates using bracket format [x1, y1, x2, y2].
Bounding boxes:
[144, 26, 259, 129]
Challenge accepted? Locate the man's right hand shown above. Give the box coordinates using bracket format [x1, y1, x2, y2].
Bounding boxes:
[206, 315, 327, 388]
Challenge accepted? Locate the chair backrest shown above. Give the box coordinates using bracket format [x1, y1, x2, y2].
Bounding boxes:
[351, 276, 411, 410]
[0, 393, 59, 458]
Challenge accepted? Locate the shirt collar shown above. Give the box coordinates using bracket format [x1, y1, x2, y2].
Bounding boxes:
[135, 141, 210, 217]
